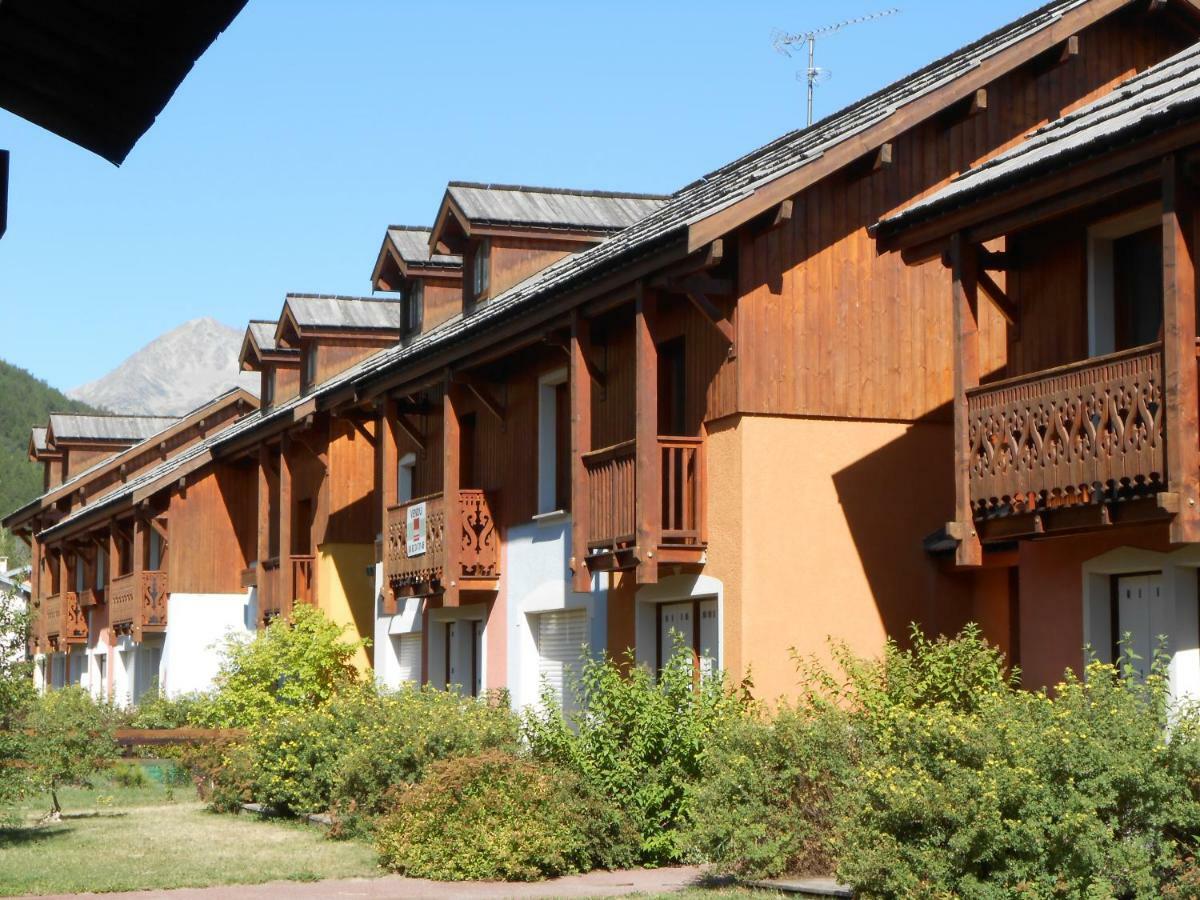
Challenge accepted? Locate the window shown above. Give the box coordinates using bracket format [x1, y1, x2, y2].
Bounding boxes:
[74, 554, 84, 594]
[1088, 207, 1163, 355]
[148, 528, 163, 571]
[398, 453, 416, 505]
[262, 370, 275, 407]
[537, 370, 570, 515]
[472, 239, 490, 300]
[391, 633, 421, 684]
[403, 281, 423, 335]
[535, 609, 587, 715]
[302, 347, 318, 389]
[95, 549, 106, 589]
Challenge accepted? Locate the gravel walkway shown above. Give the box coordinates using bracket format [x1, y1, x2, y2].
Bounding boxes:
[26, 865, 706, 899]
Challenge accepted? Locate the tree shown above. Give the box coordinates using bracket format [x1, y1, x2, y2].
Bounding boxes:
[23, 687, 118, 820]
[0, 587, 33, 810]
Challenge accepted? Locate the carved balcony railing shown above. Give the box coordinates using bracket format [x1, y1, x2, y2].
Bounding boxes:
[57, 592, 87, 646]
[43, 593, 62, 643]
[292, 555, 315, 607]
[109, 570, 168, 641]
[966, 343, 1165, 520]
[385, 490, 499, 597]
[583, 436, 707, 552]
[583, 440, 636, 550]
[30, 597, 47, 656]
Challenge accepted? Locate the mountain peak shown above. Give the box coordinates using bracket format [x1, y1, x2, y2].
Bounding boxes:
[68, 319, 259, 416]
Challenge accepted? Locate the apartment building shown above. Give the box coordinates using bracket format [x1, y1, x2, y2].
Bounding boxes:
[10, 0, 1199, 707]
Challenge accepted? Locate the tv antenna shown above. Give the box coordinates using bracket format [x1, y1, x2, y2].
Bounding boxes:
[772, 8, 900, 126]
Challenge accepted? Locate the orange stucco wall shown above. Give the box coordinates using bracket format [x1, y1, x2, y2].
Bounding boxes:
[707, 413, 972, 700]
[1014, 523, 1172, 691]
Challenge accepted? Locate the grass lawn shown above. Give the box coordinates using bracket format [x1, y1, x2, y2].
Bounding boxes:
[0, 764, 380, 896]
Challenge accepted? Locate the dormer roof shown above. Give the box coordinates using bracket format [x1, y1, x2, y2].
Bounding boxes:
[46, 414, 179, 447]
[27, 427, 53, 462]
[276, 294, 402, 347]
[239, 319, 299, 371]
[370, 226, 462, 292]
[429, 182, 669, 253]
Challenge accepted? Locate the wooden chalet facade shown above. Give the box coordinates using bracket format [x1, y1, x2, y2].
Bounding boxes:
[11, 0, 1200, 705]
[876, 34, 1200, 694]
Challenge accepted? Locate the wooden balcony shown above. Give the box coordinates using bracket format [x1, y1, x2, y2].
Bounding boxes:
[965, 342, 1176, 541]
[79, 587, 103, 608]
[109, 570, 168, 641]
[583, 435, 706, 573]
[385, 490, 500, 599]
[43, 591, 87, 649]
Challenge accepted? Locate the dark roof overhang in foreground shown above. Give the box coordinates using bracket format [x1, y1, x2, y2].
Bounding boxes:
[0, 0, 247, 165]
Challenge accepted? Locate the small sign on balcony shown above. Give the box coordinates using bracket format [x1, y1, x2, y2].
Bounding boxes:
[406, 502, 427, 557]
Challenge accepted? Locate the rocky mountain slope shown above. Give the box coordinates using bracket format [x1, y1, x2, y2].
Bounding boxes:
[68, 317, 259, 416]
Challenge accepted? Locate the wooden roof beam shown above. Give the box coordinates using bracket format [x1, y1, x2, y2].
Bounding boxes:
[939, 89, 987, 130]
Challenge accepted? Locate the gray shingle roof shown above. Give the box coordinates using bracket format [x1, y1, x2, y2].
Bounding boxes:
[386, 227, 461, 269]
[284, 294, 402, 331]
[48, 414, 178, 444]
[30, 427, 48, 454]
[446, 183, 669, 232]
[878, 40, 1200, 234]
[248, 320, 278, 352]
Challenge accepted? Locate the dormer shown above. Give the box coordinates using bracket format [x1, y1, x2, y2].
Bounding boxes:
[428, 182, 668, 311]
[370, 226, 463, 339]
[240, 319, 300, 408]
[28, 427, 62, 491]
[44, 414, 178, 482]
[274, 294, 403, 392]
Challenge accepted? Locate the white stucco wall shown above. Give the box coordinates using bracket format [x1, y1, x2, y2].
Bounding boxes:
[159, 591, 254, 697]
[504, 514, 606, 711]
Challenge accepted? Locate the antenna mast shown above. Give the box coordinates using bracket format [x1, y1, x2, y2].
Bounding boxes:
[773, 8, 900, 126]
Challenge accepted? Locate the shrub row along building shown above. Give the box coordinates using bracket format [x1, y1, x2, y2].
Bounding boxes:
[10, 0, 1200, 707]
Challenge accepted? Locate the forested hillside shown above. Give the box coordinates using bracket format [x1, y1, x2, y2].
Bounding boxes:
[0, 360, 100, 557]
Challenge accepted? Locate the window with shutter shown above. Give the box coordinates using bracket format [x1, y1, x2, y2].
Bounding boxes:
[535, 609, 587, 715]
[393, 633, 421, 685]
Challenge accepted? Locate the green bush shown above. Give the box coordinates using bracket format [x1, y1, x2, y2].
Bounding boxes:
[330, 685, 520, 835]
[196, 605, 364, 728]
[374, 749, 637, 881]
[109, 762, 149, 788]
[125, 686, 211, 729]
[684, 701, 858, 879]
[826, 627, 1200, 898]
[179, 739, 255, 813]
[523, 641, 744, 865]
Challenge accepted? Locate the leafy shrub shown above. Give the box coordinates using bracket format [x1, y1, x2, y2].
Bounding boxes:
[125, 687, 211, 729]
[829, 628, 1200, 898]
[109, 762, 149, 788]
[330, 685, 520, 835]
[196, 605, 363, 728]
[374, 749, 637, 881]
[524, 641, 744, 865]
[23, 686, 119, 817]
[684, 701, 858, 879]
[179, 739, 256, 813]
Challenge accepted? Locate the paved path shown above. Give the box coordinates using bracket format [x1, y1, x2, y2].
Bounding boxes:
[28, 865, 706, 899]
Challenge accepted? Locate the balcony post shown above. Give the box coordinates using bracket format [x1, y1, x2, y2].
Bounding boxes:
[279, 436, 294, 617]
[443, 376, 464, 607]
[131, 516, 145, 641]
[635, 282, 661, 584]
[106, 522, 118, 593]
[570, 310, 593, 592]
[1163, 154, 1200, 543]
[256, 445, 270, 572]
[949, 232, 983, 566]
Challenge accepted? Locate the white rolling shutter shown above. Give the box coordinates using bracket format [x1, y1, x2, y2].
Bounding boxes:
[536, 609, 588, 714]
[699, 599, 719, 679]
[394, 633, 421, 685]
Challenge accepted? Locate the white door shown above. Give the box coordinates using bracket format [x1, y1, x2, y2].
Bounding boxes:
[659, 601, 694, 671]
[1116, 574, 1163, 678]
[536, 609, 588, 713]
[393, 633, 421, 685]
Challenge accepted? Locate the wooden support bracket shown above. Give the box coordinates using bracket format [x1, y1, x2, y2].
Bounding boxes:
[939, 89, 987, 129]
[977, 268, 1020, 332]
[453, 373, 506, 423]
[395, 414, 425, 452]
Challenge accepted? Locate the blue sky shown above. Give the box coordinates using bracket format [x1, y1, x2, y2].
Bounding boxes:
[1, 0, 1044, 390]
